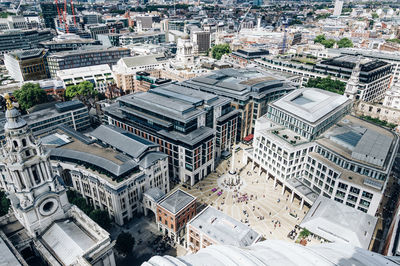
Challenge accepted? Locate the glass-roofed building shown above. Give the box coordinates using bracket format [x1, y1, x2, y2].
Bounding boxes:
[246, 88, 398, 216]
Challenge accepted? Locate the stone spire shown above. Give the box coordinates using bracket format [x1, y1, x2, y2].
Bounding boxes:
[345, 56, 362, 101]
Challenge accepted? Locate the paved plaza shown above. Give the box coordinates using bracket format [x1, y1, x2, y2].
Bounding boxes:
[179, 146, 316, 244]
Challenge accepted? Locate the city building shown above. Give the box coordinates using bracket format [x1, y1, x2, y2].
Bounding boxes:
[187, 206, 261, 253]
[181, 68, 296, 140]
[39, 35, 101, 52]
[230, 48, 270, 66]
[24, 79, 65, 99]
[82, 11, 102, 25]
[0, 100, 90, 138]
[246, 88, 398, 215]
[0, 97, 115, 266]
[86, 24, 109, 40]
[156, 189, 196, 244]
[119, 31, 166, 46]
[300, 196, 377, 249]
[333, 0, 344, 17]
[0, 29, 54, 54]
[191, 30, 210, 54]
[47, 47, 130, 77]
[4, 49, 49, 82]
[113, 54, 168, 93]
[0, 16, 27, 30]
[104, 84, 239, 185]
[56, 64, 115, 94]
[135, 71, 171, 92]
[317, 56, 392, 102]
[143, 240, 399, 266]
[44, 124, 170, 225]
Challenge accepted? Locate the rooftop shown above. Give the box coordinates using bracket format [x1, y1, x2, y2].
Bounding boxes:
[270, 88, 351, 124]
[41, 220, 96, 266]
[121, 54, 167, 69]
[0, 234, 23, 266]
[188, 206, 260, 247]
[318, 115, 397, 169]
[47, 46, 129, 58]
[158, 189, 195, 214]
[56, 64, 112, 77]
[90, 124, 158, 159]
[182, 68, 295, 101]
[300, 196, 377, 249]
[8, 49, 45, 60]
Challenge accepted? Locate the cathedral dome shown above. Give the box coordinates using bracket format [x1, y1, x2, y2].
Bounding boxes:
[4, 95, 27, 130]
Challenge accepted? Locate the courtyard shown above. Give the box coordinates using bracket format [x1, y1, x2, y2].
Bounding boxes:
[178, 145, 316, 244]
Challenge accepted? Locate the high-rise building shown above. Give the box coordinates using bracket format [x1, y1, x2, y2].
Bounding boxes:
[333, 0, 344, 17]
[0, 29, 54, 54]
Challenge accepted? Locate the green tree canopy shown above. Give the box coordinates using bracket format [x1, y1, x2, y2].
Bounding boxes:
[299, 228, 311, 239]
[89, 209, 111, 230]
[305, 76, 346, 95]
[314, 35, 335, 48]
[0, 191, 10, 216]
[337, 38, 353, 48]
[211, 44, 231, 60]
[65, 81, 98, 110]
[115, 232, 135, 255]
[13, 83, 49, 111]
[372, 12, 379, 19]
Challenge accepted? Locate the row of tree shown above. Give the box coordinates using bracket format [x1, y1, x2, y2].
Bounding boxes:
[11, 81, 99, 113]
[305, 76, 346, 95]
[314, 35, 353, 49]
[67, 190, 112, 230]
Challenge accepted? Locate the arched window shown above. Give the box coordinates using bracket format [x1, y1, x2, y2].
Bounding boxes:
[22, 139, 27, 147]
[13, 140, 18, 148]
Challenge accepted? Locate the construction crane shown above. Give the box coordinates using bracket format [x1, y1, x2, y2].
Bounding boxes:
[237, 6, 252, 34]
[55, 0, 64, 32]
[70, 0, 77, 27]
[15, 0, 23, 15]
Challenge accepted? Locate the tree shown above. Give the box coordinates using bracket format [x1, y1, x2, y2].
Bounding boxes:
[372, 12, 379, 19]
[0, 191, 10, 216]
[115, 232, 135, 255]
[299, 228, 310, 239]
[89, 209, 111, 230]
[211, 44, 231, 60]
[305, 77, 346, 95]
[314, 34, 326, 44]
[65, 81, 98, 110]
[13, 83, 49, 111]
[337, 38, 353, 48]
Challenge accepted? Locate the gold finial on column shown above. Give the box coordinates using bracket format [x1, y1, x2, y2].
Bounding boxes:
[4, 93, 14, 110]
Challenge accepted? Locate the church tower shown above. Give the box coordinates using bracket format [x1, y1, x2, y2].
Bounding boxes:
[0, 95, 68, 237]
[345, 56, 361, 101]
[176, 34, 194, 67]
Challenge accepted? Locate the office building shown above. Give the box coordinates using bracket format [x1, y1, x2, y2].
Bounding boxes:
[56, 64, 115, 94]
[86, 24, 109, 40]
[82, 11, 102, 25]
[0, 100, 90, 138]
[181, 68, 296, 140]
[316, 56, 392, 102]
[45, 125, 170, 225]
[191, 30, 210, 54]
[0, 16, 27, 30]
[47, 47, 130, 77]
[0, 99, 115, 266]
[156, 189, 196, 244]
[39, 36, 101, 52]
[119, 31, 166, 46]
[246, 88, 398, 215]
[40, 2, 73, 29]
[187, 206, 261, 253]
[4, 49, 49, 82]
[0, 29, 54, 54]
[104, 84, 239, 185]
[113, 54, 168, 93]
[333, 0, 344, 17]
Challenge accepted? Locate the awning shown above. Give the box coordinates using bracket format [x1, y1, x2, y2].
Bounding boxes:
[243, 134, 254, 142]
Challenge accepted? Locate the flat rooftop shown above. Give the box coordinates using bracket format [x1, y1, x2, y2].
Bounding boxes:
[158, 189, 195, 214]
[0, 234, 22, 266]
[41, 220, 96, 266]
[182, 68, 294, 101]
[270, 88, 350, 124]
[189, 206, 260, 247]
[300, 196, 377, 249]
[318, 115, 397, 169]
